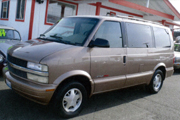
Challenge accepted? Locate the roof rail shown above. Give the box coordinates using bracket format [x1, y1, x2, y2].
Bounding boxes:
[115, 15, 163, 26]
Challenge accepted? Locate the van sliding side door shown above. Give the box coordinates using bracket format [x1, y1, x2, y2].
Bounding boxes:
[124, 22, 153, 87]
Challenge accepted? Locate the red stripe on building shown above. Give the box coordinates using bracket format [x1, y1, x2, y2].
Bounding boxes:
[163, 0, 180, 19]
[95, 2, 101, 15]
[28, 0, 35, 40]
[160, 20, 180, 27]
[109, 0, 174, 20]
[89, 3, 143, 18]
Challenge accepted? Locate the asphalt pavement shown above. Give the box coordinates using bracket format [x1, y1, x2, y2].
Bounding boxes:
[1, 71, 180, 120]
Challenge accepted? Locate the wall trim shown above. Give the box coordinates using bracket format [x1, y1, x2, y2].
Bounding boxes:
[28, 0, 35, 40]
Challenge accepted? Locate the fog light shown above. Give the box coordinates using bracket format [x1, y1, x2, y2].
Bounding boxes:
[27, 73, 48, 83]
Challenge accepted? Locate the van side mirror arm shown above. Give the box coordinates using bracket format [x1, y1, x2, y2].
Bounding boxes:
[88, 41, 95, 48]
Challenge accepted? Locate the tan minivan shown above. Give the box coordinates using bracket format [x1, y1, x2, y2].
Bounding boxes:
[4, 16, 174, 118]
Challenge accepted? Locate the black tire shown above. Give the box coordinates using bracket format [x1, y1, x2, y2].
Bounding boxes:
[147, 70, 164, 94]
[53, 81, 87, 118]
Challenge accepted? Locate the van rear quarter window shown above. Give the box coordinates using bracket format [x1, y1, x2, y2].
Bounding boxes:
[153, 27, 171, 48]
[126, 23, 153, 48]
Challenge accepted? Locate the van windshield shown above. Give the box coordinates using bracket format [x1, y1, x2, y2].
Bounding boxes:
[40, 17, 99, 46]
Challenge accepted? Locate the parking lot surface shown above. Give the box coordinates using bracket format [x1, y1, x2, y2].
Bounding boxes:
[1, 71, 180, 120]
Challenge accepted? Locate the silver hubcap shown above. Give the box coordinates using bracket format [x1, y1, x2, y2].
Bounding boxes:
[153, 74, 162, 92]
[62, 88, 82, 112]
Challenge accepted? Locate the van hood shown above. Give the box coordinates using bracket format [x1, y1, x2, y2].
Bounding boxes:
[0, 39, 20, 56]
[9, 39, 77, 63]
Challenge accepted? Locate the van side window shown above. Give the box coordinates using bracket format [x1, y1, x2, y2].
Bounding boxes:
[153, 27, 171, 48]
[126, 23, 153, 48]
[94, 21, 123, 48]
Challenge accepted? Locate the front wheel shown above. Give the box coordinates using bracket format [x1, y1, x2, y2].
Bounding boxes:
[54, 81, 87, 118]
[147, 70, 164, 94]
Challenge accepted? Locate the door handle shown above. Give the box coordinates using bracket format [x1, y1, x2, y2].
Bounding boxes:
[123, 56, 126, 64]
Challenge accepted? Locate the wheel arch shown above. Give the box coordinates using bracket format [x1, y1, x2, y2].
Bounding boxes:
[153, 63, 166, 80]
[53, 70, 94, 98]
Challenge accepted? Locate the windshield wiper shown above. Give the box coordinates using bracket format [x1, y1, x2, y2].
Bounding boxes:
[50, 34, 63, 39]
[163, 46, 171, 48]
[44, 39, 65, 44]
[40, 34, 46, 37]
[10, 38, 21, 40]
[38, 34, 64, 43]
[38, 35, 79, 46]
[64, 41, 80, 46]
[37, 37, 60, 42]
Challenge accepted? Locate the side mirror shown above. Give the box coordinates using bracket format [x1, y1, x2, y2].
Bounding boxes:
[89, 38, 110, 48]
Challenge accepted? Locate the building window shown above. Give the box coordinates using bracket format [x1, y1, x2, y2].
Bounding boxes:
[1, 0, 10, 20]
[16, 0, 26, 21]
[45, 0, 78, 25]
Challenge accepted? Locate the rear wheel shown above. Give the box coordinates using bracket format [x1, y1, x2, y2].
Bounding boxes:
[54, 81, 87, 118]
[147, 70, 164, 94]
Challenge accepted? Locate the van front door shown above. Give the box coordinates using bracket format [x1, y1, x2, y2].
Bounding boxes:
[90, 21, 126, 94]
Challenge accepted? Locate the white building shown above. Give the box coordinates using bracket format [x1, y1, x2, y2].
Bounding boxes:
[0, 0, 180, 41]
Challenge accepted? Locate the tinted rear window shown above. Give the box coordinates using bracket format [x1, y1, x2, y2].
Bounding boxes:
[126, 23, 153, 48]
[153, 27, 171, 48]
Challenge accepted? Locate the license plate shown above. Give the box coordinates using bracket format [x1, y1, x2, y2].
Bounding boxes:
[6, 79, 12, 89]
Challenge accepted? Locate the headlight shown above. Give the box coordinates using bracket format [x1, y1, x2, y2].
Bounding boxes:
[27, 73, 48, 83]
[27, 62, 48, 71]
[0, 54, 4, 63]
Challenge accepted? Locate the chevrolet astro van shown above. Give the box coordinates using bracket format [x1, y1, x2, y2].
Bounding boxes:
[4, 16, 174, 118]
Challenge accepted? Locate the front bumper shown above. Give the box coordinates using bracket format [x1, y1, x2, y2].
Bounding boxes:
[5, 71, 57, 105]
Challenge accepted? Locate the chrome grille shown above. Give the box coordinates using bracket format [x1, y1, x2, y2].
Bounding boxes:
[7, 54, 27, 67]
[7, 54, 27, 78]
